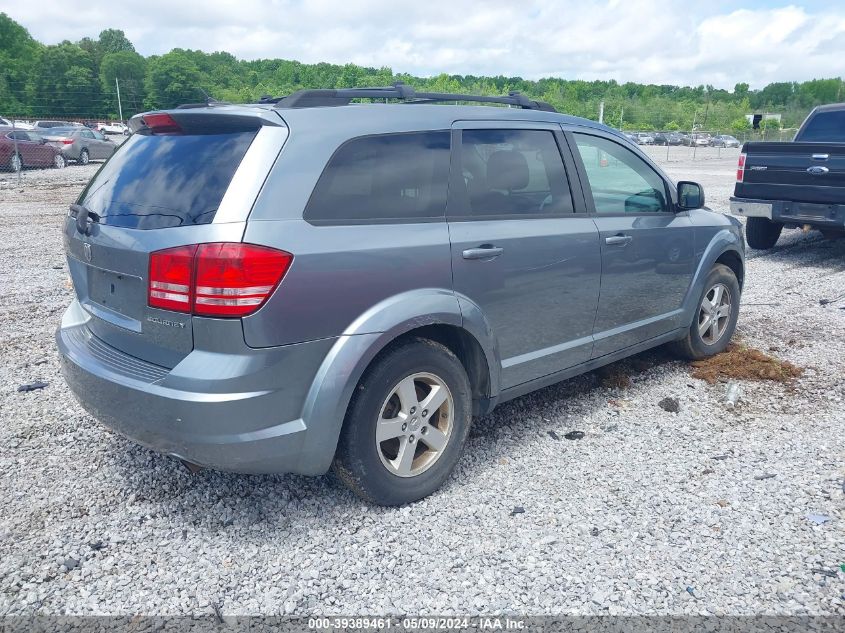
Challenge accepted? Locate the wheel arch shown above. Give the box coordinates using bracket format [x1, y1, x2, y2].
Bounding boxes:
[715, 249, 744, 290]
[681, 229, 745, 326]
[297, 290, 499, 475]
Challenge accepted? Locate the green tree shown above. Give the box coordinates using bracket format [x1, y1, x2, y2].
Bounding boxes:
[0, 12, 41, 114]
[144, 49, 203, 109]
[100, 50, 146, 116]
[31, 42, 99, 116]
[730, 117, 750, 133]
[98, 29, 135, 55]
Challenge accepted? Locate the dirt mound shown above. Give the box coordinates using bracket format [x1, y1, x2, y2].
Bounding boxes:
[691, 344, 803, 384]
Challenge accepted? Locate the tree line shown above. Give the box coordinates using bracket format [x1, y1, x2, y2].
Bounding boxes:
[2, 12, 843, 132]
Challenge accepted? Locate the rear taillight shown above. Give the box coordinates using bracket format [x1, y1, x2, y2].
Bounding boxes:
[736, 153, 746, 182]
[62, 139, 74, 144]
[148, 243, 292, 317]
[142, 112, 182, 135]
[148, 245, 197, 312]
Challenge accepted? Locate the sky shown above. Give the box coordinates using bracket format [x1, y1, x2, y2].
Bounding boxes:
[3, 0, 845, 89]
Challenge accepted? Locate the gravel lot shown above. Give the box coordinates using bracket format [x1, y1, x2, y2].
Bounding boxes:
[1, 147, 843, 617]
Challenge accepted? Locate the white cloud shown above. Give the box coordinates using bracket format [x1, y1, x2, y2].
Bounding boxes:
[3, 0, 845, 88]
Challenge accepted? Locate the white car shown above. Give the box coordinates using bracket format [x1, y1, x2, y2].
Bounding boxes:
[97, 122, 130, 135]
[0, 117, 31, 129]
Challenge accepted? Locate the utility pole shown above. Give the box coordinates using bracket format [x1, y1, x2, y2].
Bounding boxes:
[115, 77, 124, 123]
[619, 107, 624, 130]
[691, 110, 698, 160]
[12, 118, 20, 188]
[598, 101, 604, 125]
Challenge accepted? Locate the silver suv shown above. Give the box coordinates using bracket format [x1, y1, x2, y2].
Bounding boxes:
[57, 84, 745, 505]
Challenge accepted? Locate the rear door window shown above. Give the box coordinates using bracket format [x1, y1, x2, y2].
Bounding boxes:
[453, 129, 574, 217]
[304, 131, 450, 223]
[799, 110, 845, 142]
[78, 130, 257, 229]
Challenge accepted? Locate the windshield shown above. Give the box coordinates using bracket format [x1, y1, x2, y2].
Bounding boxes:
[799, 110, 845, 142]
[78, 130, 257, 229]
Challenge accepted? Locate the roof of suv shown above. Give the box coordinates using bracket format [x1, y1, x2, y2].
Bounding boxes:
[159, 101, 627, 143]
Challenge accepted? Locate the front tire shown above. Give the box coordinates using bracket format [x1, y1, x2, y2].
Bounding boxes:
[672, 264, 740, 360]
[9, 153, 22, 172]
[333, 337, 472, 506]
[746, 217, 782, 250]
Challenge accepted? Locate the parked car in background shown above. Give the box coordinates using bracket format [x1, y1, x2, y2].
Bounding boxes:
[97, 121, 130, 135]
[0, 128, 66, 170]
[42, 127, 117, 164]
[634, 132, 654, 145]
[710, 135, 740, 148]
[622, 132, 639, 144]
[653, 132, 685, 146]
[683, 133, 711, 147]
[1, 117, 37, 131]
[57, 86, 745, 505]
[731, 102, 845, 249]
[33, 120, 84, 132]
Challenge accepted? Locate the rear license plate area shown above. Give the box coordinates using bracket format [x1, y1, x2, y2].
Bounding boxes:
[87, 267, 143, 312]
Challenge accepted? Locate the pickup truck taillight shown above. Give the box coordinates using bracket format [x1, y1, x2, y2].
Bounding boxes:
[148, 243, 293, 317]
[736, 153, 746, 182]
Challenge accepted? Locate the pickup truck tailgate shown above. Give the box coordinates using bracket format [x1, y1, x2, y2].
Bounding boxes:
[736, 142, 845, 205]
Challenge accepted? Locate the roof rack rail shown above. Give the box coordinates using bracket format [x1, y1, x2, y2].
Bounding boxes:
[265, 82, 557, 112]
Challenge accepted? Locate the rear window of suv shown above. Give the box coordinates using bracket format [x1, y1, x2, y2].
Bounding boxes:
[78, 130, 257, 229]
[799, 110, 845, 142]
[304, 131, 450, 223]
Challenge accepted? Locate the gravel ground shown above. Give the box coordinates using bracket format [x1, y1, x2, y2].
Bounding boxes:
[0, 149, 843, 617]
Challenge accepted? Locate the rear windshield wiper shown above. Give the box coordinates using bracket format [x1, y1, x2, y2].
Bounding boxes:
[69, 204, 100, 235]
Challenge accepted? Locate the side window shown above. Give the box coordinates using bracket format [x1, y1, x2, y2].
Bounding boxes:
[93, 131, 106, 140]
[304, 131, 450, 223]
[82, 130, 95, 139]
[455, 129, 573, 217]
[573, 134, 669, 214]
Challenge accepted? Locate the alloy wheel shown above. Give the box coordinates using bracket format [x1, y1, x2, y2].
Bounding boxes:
[375, 372, 454, 478]
[698, 283, 731, 345]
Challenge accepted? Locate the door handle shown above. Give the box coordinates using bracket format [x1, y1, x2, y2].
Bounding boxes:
[605, 234, 633, 246]
[462, 246, 504, 260]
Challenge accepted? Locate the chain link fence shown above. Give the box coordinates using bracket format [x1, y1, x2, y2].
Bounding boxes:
[0, 97, 793, 185]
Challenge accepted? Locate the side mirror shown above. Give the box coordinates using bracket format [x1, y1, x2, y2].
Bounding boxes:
[677, 181, 705, 211]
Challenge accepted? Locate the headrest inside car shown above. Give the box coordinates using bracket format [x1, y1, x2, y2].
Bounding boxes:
[486, 150, 529, 191]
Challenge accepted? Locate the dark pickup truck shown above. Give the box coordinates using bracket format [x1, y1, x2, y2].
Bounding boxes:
[730, 103, 845, 249]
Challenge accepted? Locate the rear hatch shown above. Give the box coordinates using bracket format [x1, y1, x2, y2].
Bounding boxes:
[63, 108, 287, 368]
[737, 141, 845, 205]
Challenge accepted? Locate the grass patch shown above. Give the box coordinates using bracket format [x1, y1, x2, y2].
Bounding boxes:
[690, 343, 803, 384]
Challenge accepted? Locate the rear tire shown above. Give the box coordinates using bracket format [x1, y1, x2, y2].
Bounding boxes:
[745, 217, 782, 250]
[333, 337, 472, 506]
[78, 149, 89, 165]
[671, 264, 740, 360]
[9, 153, 21, 172]
[53, 153, 67, 169]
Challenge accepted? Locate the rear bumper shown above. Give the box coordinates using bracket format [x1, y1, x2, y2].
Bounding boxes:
[56, 300, 338, 475]
[58, 146, 80, 159]
[730, 197, 845, 229]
